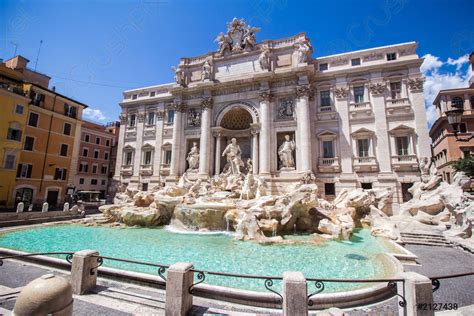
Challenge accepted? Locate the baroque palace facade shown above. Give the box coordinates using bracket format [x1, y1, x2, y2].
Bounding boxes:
[115, 19, 430, 212]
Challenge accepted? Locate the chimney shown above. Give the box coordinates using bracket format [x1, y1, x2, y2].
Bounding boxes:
[4, 55, 30, 72]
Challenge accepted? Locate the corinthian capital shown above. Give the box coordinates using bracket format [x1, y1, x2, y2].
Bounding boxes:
[171, 102, 187, 112]
[201, 97, 213, 109]
[296, 85, 312, 98]
[259, 90, 272, 102]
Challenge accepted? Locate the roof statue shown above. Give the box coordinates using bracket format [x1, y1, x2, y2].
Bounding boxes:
[215, 18, 261, 56]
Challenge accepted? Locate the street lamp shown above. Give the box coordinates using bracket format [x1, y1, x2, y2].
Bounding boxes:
[445, 106, 474, 142]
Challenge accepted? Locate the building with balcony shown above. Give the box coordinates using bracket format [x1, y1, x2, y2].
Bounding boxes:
[429, 71, 474, 183]
[114, 19, 430, 213]
[74, 121, 119, 199]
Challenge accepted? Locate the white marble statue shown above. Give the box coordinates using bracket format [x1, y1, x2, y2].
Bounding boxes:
[215, 32, 232, 55]
[278, 134, 296, 169]
[201, 57, 212, 81]
[16, 202, 24, 213]
[42, 202, 48, 213]
[172, 66, 185, 86]
[222, 138, 243, 175]
[63, 202, 70, 212]
[294, 40, 311, 64]
[419, 157, 430, 176]
[258, 47, 270, 71]
[242, 25, 260, 51]
[186, 142, 200, 171]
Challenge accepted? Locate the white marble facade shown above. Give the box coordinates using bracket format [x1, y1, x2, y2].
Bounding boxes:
[114, 19, 430, 212]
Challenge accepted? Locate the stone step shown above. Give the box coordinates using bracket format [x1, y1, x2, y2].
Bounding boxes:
[401, 232, 446, 239]
[402, 240, 453, 247]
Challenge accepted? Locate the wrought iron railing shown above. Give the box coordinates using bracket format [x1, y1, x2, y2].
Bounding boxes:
[188, 268, 284, 303]
[429, 271, 474, 293]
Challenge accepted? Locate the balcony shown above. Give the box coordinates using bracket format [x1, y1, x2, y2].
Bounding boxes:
[386, 98, 413, 119]
[160, 163, 171, 176]
[391, 155, 419, 171]
[353, 156, 379, 172]
[140, 164, 153, 176]
[349, 102, 373, 121]
[120, 165, 133, 176]
[318, 157, 340, 173]
[316, 106, 337, 122]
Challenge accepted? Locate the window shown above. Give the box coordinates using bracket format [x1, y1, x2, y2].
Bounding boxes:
[106, 139, 110, 147]
[143, 151, 152, 165]
[361, 183, 373, 190]
[167, 110, 175, 124]
[459, 123, 468, 133]
[320, 90, 331, 107]
[91, 179, 98, 185]
[28, 112, 39, 127]
[147, 112, 155, 125]
[470, 96, 474, 109]
[150, 91, 156, 97]
[54, 168, 67, 180]
[60, 144, 68, 156]
[125, 152, 133, 165]
[79, 178, 84, 184]
[4, 154, 15, 169]
[24, 136, 34, 151]
[63, 123, 71, 135]
[142, 183, 148, 191]
[17, 163, 32, 178]
[463, 150, 471, 158]
[30, 91, 45, 107]
[354, 86, 365, 103]
[351, 58, 361, 66]
[83, 148, 88, 157]
[132, 94, 138, 100]
[96, 137, 100, 145]
[386, 52, 397, 61]
[129, 114, 136, 127]
[357, 139, 370, 157]
[390, 82, 402, 99]
[15, 105, 24, 114]
[322, 141, 334, 158]
[7, 127, 22, 141]
[164, 150, 172, 165]
[92, 165, 97, 174]
[319, 63, 328, 71]
[104, 152, 109, 160]
[451, 97, 464, 109]
[64, 103, 77, 118]
[101, 165, 107, 174]
[80, 163, 89, 173]
[324, 183, 335, 196]
[101, 179, 106, 185]
[396, 136, 409, 156]
[94, 150, 99, 159]
[85, 134, 90, 142]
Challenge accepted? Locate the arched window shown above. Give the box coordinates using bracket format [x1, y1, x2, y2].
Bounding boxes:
[451, 96, 464, 109]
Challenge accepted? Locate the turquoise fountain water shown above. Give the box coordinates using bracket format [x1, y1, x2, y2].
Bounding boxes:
[0, 224, 390, 292]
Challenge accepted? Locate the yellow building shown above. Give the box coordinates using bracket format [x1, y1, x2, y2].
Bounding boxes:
[0, 63, 31, 208]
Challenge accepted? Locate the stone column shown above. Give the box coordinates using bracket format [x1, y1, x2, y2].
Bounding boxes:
[170, 103, 185, 177]
[199, 98, 212, 176]
[153, 111, 165, 181]
[259, 90, 271, 175]
[214, 131, 222, 175]
[71, 250, 99, 295]
[165, 262, 194, 316]
[251, 128, 259, 174]
[133, 111, 145, 183]
[282, 271, 307, 316]
[296, 85, 313, 172]
[334, 84, 353, 174]
[114, 114, 127, 182]
[408, 77, 431, 158]
[370, 78, 392, 173]
[399, 272, 434, 316]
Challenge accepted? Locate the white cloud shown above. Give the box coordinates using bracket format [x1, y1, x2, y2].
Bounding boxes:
[83, 108, 108, 122]
[421, 54, 471, 127]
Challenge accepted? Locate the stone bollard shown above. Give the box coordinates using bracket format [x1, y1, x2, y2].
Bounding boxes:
[165, 262, 194, 316]
[63, 202, 70, 212]
[71, 250, 100, 295]
[399, 272, 434, 316]
[13, 274, 73, 315]
[16, 202, 24, 213]
[42, 202, 48, 212]
[282, 271, 307, 316]
[28, 204, 33, 211]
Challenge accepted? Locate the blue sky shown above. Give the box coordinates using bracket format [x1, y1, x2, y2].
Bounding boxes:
[1, 0, 473, 125]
